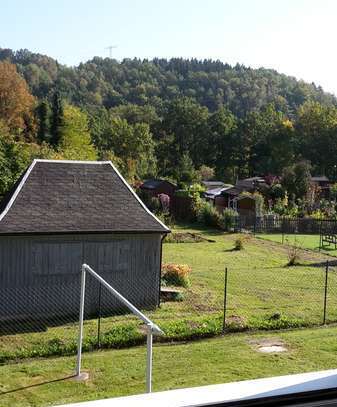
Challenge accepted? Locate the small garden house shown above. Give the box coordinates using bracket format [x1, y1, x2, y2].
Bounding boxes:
[0, 160, 169, 324]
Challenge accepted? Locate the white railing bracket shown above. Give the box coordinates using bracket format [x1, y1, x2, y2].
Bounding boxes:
[75, 263, 163, 393]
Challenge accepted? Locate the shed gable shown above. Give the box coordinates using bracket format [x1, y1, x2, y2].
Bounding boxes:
[0, 160, 169, 235]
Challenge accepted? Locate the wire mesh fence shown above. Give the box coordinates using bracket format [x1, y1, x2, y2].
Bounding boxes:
[0, 264, 225, 367]
[223, 260, 337, 330]
[235, 216, 337, 235]
[2, 258, 337, 372]
[233, 216, 337, 256]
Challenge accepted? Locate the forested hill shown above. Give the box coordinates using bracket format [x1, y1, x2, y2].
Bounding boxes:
[2, 47, 337, 198]
[0, 48, 335, 118]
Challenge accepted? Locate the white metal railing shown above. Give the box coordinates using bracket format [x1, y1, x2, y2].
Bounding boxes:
[76, 263, 164, 393]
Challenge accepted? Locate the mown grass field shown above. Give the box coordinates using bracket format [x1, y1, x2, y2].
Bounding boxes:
[1, 224, 337, 363]
[2, 325, 337, 406]
[258, 233, 337, 256]
[166, 225, 337, 324]
[2, 224, 337, 406]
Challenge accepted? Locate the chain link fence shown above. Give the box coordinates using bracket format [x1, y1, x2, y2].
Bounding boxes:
[0, 264, 225, 368]
[223, 260, 337, 330]
[235, 216, 337, 235]
[2, 257, 337, 373]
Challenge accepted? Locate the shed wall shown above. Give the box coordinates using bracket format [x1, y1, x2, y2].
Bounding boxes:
[0, 233, 162, 324]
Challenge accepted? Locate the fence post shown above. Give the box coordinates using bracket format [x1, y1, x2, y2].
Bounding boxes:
[282, 216, 284, 245]
[146, 324, 153, 393]
[222, 267, 228, 333]
[319, 219, 323, 251]
[76, 265, 86, 377]
[323, 261, 329, 325]
[97, 282, 102, 348]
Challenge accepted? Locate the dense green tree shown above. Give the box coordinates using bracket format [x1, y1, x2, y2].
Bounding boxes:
[110, 104, 160, 128]
[0, 122, 16, 196]
[0, 119, 54, 197]
[207, 107, 237, 180]
[50, 91, 64, 146]
[174, 153, 197, 185]
[161, 97, 209, 169]
[241, 104, 294, 176]
[282, 161, 312, 200]
[58, 105, 97, 160]
[93, 115, 157, 180]
[295, 101, 337, 176]
[36, 100, 51, 143]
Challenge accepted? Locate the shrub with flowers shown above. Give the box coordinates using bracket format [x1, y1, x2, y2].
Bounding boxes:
[161, 263, 192, 288]
[158, 193, 170, 213]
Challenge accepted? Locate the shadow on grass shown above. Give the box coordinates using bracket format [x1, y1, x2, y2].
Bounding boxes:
[302, 260, 337, 268]
[0, 374, 75, 396]
[320, 246, 337, 252]
[283, 263, 310, 268]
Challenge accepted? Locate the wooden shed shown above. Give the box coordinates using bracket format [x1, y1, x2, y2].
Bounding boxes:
[140, 179, 177, 199]
[0, 160, 170, 325]
[234, 195, 256, 216]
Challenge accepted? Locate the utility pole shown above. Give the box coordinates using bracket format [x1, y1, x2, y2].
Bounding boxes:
[105, 45, 118, 58]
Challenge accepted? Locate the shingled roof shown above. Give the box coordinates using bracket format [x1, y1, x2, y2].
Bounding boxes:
[0, 160, 170, 235]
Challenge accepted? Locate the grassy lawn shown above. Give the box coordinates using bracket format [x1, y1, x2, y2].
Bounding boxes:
[167, 226, 337, 327]
[258, 233, 337, 256]
[2, 325, 337, 406]
[2, 224, 337, 362]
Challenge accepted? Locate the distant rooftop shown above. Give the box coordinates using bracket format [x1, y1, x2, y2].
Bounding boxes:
[201, 181, 225, 187]
[141, 179, 176, 190]
[311, 176, 329, 182]
[204, 186, 232, 198]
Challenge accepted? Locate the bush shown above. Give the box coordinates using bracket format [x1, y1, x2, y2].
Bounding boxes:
[137, 189, 162, 214]
[249, 313, 305, 330]
[156, 211, 174, 227]
[220, 208, 238, 231]
[197, 201, 221, 227]
[197, 165, 215, 181]
[148, 196, 161, 213]
[162, 263, 192, 287]
[172, 292, 184, 302]
[269, 183, 285, 200]
[234, 237, 244, 250]
[286, 237, 301, 266]
[175, 183, 205, 199]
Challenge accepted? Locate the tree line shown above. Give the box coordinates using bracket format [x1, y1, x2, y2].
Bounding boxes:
[1, 48, 335, 118]
[1, 48, 337, 198]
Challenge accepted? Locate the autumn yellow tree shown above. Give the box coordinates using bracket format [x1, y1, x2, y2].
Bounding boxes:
[0, 61, 36, 135]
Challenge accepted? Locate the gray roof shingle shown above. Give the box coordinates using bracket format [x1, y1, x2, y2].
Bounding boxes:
[0, 160, 169, 235]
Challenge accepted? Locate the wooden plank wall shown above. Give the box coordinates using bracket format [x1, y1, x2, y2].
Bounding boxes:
[0, 233, 162, 323]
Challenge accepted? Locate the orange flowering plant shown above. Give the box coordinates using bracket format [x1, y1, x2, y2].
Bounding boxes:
[161, 263, 192, 287]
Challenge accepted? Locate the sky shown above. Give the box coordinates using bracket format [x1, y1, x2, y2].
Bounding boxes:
[1, 0, 337, 95]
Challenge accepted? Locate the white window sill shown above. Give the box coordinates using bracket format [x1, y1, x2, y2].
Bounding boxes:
[57, 369, 337, 407]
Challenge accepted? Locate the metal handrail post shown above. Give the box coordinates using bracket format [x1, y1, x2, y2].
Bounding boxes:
[76, 265, 86, 377]
[146, 323, 153, 393]
[76, 263, 163, 390]
[82, 264, 163, 335]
